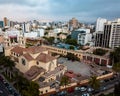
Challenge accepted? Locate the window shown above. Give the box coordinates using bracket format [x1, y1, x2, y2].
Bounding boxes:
[36, 61, 39, 65]
[40, 91, 43, 94]
[21, 58, 26, 65]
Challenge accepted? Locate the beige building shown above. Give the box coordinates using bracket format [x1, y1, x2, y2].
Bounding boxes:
[69, 18, 79, 29]
[10, 46, 57, 73]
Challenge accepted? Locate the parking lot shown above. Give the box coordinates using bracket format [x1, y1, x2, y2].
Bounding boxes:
[58, 57, 111, 77]
[58, 57, 92, 77]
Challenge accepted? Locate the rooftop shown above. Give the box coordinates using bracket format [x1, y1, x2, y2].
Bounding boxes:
[24, 66, 45, 80]
[11, 46, 47, 55]
[23, 53, 34, 61]
[44, 65, 65, 78]
[36, 53, 56, 63]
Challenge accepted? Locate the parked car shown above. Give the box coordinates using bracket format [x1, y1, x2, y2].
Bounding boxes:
[82, 93, 90, 96]
[0, 90, 3, 94]
[80, 86, 87, 92]
[0, 76, 3, 81]
[87, 87, 94, 92]
[74, 87, 81, 92]
[57, 91, 67, 96]
[100, 86, 106, 91]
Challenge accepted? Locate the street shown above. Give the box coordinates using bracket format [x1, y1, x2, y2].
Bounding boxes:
[0, 80, 10, 96]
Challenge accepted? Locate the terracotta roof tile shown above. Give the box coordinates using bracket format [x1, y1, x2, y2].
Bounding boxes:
[11, 46, 47, 55]
[36, 53, 56, 63]
[25, 46, 47, 54]
[24, 66, 45, 80]
[11, 46, 25, 55]
[23, 53, 34, 61]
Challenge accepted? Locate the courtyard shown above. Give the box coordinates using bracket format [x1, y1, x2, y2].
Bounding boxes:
[58, 57, 112, 78]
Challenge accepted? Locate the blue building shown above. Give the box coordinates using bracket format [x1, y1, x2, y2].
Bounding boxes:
[0, 21, 4, 28]
[71, 28, 92, 45]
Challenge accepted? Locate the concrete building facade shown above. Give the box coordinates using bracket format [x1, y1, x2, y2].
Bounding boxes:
[96, 17, 107, 32]
[71, 28, 92, 45]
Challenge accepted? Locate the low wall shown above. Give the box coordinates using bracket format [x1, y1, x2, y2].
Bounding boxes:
[40, 72, 114, 96]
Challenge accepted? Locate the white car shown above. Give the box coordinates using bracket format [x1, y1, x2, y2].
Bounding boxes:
[74, 87, 81, 91]
[82, 93, 90, 96]
[0, 90, 3, 93]
[80, 87, 87, 91]
[87, 87, 94, 92]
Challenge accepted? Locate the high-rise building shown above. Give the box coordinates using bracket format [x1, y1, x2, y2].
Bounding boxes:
[22, 22, 26, 33]
[0, 21, 4, 28]
[96, 18, 107, 32]
[3, 17, 8, 27]
[3, 17, 10, 27]
[101, 22, 111, 48]
[69, 18, 79, 30]
[94, 32, 103, 47]
[107, 19, 120, 48]
[95, 18, 120, 49]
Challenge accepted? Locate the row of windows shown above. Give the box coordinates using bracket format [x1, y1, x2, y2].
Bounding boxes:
[21, 58, 40, 66]
[11, 52, 20, 57]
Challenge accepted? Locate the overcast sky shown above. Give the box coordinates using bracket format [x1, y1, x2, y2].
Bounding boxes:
[0, 0, 120, 22]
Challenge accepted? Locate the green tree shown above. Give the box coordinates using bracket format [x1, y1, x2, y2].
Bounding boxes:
[113, 62, 120, 72]
[66, 53, 79, 61]
[65, 39, 77, 46]
[60, 76, 70, 88]
[16, 76, 39, 96]
[44, 32, 48, 35]
[110, 47, 120, 64]
[66, 35, 71, 39]
[89, 76, 100, 91]
[69, 45, 75, 50]
[110, 47, 120, 74]
[114, 82, 120, 96]
[93, 48, 107, 56]
[43, 37, 55, 45]
[0, 56, 15, 79]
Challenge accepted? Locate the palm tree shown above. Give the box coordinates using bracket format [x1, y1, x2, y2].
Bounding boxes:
[89, 75, 100, 96]
[4, 56, 15, 79]
[109, 51, 115, 66]
[0, 56, 15, 79]
[60, 76, 70, 88]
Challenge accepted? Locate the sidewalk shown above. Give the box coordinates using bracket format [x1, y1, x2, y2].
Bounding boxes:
[95, 88, 114, 96]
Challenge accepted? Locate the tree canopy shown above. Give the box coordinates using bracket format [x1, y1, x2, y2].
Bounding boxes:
[65, 39, 77, 46]
[66, 53, 79, 61]
[110, 47, 120, 72]
[89, 75, 100, 90]
[60, 76, 70, 87]
[93, 48, 108, 56]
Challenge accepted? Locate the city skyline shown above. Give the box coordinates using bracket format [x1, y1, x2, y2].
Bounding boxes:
[0, 0, 120, 22]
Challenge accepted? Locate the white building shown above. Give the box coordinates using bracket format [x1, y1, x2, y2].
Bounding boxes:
[71, 28, 92, 45]
[22, 23, 32, 32]
[96, 18, 107, 32]
[24, 29, 45, 38]
[102, 19, 120, 48]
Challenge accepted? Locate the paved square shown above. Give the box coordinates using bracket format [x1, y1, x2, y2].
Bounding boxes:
[58, 57, 91, 77]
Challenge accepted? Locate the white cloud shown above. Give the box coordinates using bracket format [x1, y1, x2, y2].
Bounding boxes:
[0, 1, 51, 21]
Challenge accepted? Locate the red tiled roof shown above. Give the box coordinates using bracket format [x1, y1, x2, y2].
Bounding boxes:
[36, 53, 56, 63]
[24, 66, 45, 80]
[23, 53, 34, 61]
[11, 46, 47, 55]
[11, 46, 25, 55]
[25, 46, 47, 54]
